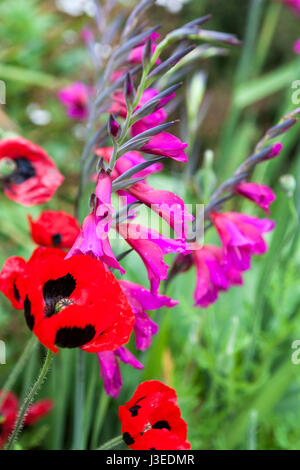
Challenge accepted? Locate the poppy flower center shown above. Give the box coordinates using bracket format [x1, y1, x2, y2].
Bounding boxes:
[3, 157, 36, 185]
[42, 273, 76, 318]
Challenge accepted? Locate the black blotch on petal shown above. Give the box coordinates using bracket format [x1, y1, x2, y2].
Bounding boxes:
[24, 296, 34, 331]
[123, 432, 135, 446]
[55, 325, 96, 348]
[43, 273, 76, 318]
[129, 395, 146, 417]
[52, 233, 62, 246]
[152, 420, 171, 431]
[13, 283, 20, 302]
[9, 157, 36, 185]
[129, 404, 141, 417]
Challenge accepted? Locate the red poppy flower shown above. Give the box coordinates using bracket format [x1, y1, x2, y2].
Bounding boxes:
[0, 247, 66, 311]
[119, 380, 191, 450]
[0, 256, 27, 309]
[28, 210, 80, 249]
[21, 248, 134, 353]
[0, 137, 64, 206]
[0, 390, 54, 448]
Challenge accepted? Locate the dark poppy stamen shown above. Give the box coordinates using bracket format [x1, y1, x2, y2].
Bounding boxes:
[152, 420, 171, 431]
[55, 325, 96, 348]
[6, 157, 36, 185]
[52, 233, 62, 246]
[43, 273, 76, 318]
[123, 432, 135, 446]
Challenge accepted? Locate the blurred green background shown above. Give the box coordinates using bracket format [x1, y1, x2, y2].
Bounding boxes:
[0, 0, 300, 450]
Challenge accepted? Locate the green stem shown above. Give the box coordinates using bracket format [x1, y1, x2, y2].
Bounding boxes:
[97, 434, 123, 450]
[5, 348, 53, 450]
[72, 349, 86, 450]
[0, 336, 38, 409]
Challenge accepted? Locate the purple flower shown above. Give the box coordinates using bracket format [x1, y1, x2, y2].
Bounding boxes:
[192, 244, 242, 308]
[211, 211, 275, 271]
[117, 223, 187, 293]
[58, 82, 90, 120]
[131, 88, 175, 136]
[128, 32, 161, 64]
[140, 132, 188, 162]
[97, 347, 144, 399]
[235, 182, 276, 214]
[129, 181, 193, 239]
[66, 171, 124, 273]
[120, 280, 178, 350]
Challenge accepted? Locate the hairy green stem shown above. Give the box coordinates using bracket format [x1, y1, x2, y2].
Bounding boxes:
[97, 434, 123, 450]
[5, 348, 53, 450]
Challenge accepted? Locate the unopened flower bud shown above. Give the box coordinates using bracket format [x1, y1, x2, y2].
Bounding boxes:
[279, 174, 296, 198]
[143, 38, 152, 67]
[263, 142, 283, 161]
[124, 72, 134, 106]
[108, 114, 121, 139]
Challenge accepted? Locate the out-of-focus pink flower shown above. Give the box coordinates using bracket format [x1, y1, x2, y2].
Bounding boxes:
[97, 347, 144, 398]
[263, 142, 283, 160]
[109, 88, 175, 130]
[140, 132, 188, 162]
[278, 0, 300, 14]
[58, 82, 90, 120]
[131, 88, 175, 136]
[235, 182, 276, 214]
[129, 181, 193, 239]
[120, 280, 178, 350]
[211, 211, 275, 271]
[293, 39, 300, 53]
[192, 244, 242, 308]
[129, 32, 161, 64]
[117, 223, 186, 293]
[66, 171, 124, 273]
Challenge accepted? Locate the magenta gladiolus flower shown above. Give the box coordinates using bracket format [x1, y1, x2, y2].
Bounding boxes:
[58, 82, 90, 120]
[97, 347, 144, 399]
[192, 244, 242, 308]
[210, 211, 275, 271]
[120, 280, 178, 350]
[293, 39, 300, 54]
[131, 88, 175, 136]
[128, 32, 161, 64]
[235, 182, 276, 214]
[110, 88, 175, 131]
[117, 223, 186, 293]
[66, 171, 124, 273]
[129, 181, 193, 239]
[140, 132, 188, 162]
